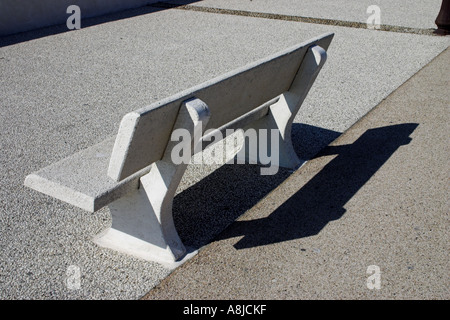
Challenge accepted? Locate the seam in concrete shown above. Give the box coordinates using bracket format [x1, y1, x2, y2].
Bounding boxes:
[151, 2, 444, 37]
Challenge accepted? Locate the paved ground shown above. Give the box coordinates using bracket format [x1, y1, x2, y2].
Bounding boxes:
[167, 0, 444, 29]
[0, 1, 448, 299]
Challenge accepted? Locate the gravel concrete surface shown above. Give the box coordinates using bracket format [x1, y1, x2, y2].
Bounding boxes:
[0, 2, 448, 299]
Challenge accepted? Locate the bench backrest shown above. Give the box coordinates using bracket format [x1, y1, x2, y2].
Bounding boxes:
[108, 33, 334, 181]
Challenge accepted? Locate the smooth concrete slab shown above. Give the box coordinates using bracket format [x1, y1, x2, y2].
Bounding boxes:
[144, 47, 450, 300]
[168, 0, 444, 29]
[0, 5, 448, 299]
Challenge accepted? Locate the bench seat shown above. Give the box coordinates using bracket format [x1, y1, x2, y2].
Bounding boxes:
[25, 137, 149, 213]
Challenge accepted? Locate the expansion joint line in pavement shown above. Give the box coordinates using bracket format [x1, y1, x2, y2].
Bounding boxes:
[151, 2, 443, 36]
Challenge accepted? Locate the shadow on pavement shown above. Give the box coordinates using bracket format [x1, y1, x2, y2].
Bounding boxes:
[0, 1, 201, 47]
[173, 123, 341, 249]
[211, 123, 419, 249]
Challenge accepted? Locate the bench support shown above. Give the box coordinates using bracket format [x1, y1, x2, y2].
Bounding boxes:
[94, 98, 210, 267]
[237, 45, 328, 173]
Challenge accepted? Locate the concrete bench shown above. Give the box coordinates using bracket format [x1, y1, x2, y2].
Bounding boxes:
[24, 33, 333, 267]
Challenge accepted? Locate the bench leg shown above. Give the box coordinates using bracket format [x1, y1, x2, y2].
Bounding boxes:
[237, 45, 328, 174]
[93, 163, 191, 267]
[94, 98, 210, 267]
